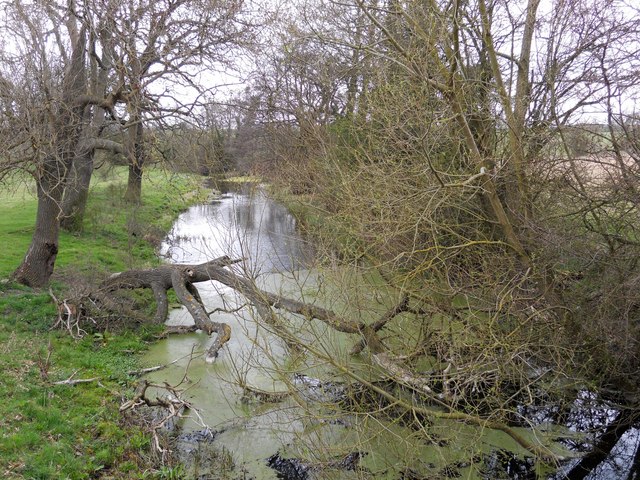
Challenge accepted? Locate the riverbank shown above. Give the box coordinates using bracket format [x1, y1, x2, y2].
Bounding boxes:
[259, 180, 640, 478]
[2, 171, 632, 478]
[0, 166, 207, 479]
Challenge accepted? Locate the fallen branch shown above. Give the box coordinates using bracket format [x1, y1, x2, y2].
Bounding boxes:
[101, 257, 560, 461]
[120, 379, 187, 459]
[293, 327, 562, 462]
[350, 295, 410, 355]
[99, 257, 410, 361]
[372, 351, 433, 394]
[127, 365, 165, 376]
[53, 369, 100, 385]
[127, 346, 205, 376]
[49, 288, 91, 338]
[100, 256, 237, 361]
[120, 378, 208, 461]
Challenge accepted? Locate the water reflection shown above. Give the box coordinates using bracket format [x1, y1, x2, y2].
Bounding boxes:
[147, 184, 320, 479]
[160, 186, 313, 273]
[151, 184, 640, 479]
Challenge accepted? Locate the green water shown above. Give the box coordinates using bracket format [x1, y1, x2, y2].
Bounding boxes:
[141, 269, 375, 478]
[142, 187, 579, 478]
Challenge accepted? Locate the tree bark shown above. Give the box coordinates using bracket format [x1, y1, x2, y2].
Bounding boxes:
[61, 33, 115, 231]
[124, 120, 144, 204]
[60, 140, 94, 232]
[13, 28, 87, 287]
[13, 170, 63, 287]
[101, 256, 238, 361]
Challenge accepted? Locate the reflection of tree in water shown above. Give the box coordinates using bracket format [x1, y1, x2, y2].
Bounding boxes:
[232, 196, 255, 232]
[224, 188, 311, 272]
[539, 394, 640, 480]
[477, 387, 640, 479]
[562, 413, 640, 480]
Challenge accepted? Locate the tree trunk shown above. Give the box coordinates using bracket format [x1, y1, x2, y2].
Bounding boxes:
[124, 157, 143, 204]
[98, 257, 562, 459]
[13, 169, 64, 287]
[61, 39, 114, 231]
[101, 256, 238, 361]
[13, 27, 87, 287]
[124, 117, 144, 204]
[61, 144, 94, 231]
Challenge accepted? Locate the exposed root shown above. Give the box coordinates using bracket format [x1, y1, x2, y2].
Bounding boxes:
[49, 287, 93, 338]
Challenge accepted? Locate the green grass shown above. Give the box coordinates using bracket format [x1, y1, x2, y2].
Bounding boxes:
[1, 166, 206, 278]
[222, 174, 261, 183]
[0, 178, 38, 279]
[0, 166, 206, 479]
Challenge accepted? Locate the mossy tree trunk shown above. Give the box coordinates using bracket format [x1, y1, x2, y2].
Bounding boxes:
[61, 30, 116, 231]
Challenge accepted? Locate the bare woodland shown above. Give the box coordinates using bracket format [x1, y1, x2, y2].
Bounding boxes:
[1, 0, 640, 475]
[0, 0, 253, 286]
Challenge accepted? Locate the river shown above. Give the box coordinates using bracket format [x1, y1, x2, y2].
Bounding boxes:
[142, 182, 640, 479]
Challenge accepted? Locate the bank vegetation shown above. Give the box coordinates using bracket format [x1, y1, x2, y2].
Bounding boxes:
[1, 0, 640, 477]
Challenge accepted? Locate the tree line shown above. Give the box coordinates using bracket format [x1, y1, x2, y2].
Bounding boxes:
[1, 0, 640, 469]
[233, 0, 640, 446]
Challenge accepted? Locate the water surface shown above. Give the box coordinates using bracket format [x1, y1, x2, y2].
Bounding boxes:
[144, 183, 640, 479]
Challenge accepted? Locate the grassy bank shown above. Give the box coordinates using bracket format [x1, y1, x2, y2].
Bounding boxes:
[0, 166, 206, 479]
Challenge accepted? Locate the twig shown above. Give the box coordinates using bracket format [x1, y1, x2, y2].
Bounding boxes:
[53, 369, 99, 385]
[36, 341, 53, 381]
[49, 287, 87, 339]
[127, 347, 203, 376]
[127, 365, 165, 375]
[206, 302, 248, 316]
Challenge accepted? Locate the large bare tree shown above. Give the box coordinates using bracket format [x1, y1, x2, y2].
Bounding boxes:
[97, 0, 251, 204]
[1, 2, 88, 286]
[1, 0, 256, 286]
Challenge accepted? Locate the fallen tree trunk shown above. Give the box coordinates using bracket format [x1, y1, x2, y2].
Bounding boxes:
[99, 255, 378, 361]
[101, 256, 238, 361]
[101, 257, 561, 460]
[101, 257, 417, 365]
